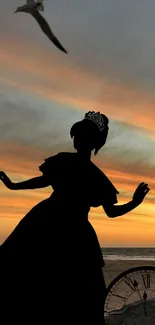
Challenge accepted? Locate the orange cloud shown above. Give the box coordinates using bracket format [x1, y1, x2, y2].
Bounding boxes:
[1, 37, 155, 246]
[89, 201, 155, 247]
[0, 140, 154, 246]
[1, 37, 155, 134]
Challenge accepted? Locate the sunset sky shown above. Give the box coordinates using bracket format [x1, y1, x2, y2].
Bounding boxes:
[1, 0, 155, 247]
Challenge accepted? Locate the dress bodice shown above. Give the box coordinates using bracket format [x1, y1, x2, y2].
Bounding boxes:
[39, 152, 119, 212]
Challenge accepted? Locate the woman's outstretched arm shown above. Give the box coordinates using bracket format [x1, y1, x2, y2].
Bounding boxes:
[0, 172, 50, 190]
[12, 176, 50, 190]
[103, 182, 150, 218]
[103, 200, 138, 218]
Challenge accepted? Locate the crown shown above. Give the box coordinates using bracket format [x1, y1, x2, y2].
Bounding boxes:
[84, 111, 106, 131]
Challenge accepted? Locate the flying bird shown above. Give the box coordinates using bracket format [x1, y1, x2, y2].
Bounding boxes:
[15, 0, 45, 13]
[14, 0, 68, 54]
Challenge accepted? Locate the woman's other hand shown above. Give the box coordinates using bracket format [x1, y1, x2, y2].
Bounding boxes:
[0, 171, 14, 190]
[132, 182, 150, 206]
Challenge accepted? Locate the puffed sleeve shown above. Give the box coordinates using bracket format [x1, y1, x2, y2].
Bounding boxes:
[38, 152, 64, 179]
[102, 175, 119, 205]
[90, 166, 119, 207]
[100, 174, 119, 206]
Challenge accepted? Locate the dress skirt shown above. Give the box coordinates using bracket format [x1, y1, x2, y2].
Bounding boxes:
[0, 195, 106, 324]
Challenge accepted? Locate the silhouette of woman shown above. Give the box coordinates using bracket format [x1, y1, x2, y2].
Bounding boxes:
[0, 111, 149, 324]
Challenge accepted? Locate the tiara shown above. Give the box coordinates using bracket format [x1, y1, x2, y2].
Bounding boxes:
[84, 111, 106, 131]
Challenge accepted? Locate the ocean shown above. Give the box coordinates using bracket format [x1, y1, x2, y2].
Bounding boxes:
[101, 247, 155, 261]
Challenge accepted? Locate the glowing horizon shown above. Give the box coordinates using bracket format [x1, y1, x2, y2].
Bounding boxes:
[1, 0, 155, 246]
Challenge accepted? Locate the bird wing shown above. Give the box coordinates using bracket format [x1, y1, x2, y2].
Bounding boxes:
[26, 0, 34, 4]
[31, 11, 68, 53]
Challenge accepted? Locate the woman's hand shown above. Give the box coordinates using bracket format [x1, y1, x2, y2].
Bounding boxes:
[132, 182, 150, 206]
[0, 171, 14, 190]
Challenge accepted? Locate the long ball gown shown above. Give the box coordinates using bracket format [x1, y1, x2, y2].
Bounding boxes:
[0, 152, 119, 324]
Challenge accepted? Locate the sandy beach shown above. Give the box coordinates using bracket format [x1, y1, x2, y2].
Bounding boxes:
[103, 260, 155, 324]
[103, 259, 155, 287]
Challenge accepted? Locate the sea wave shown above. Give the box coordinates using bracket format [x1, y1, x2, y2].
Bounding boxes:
[103, 254, 155, 261]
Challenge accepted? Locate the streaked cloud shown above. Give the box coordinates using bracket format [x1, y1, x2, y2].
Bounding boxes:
[1, 0, 155, 246]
